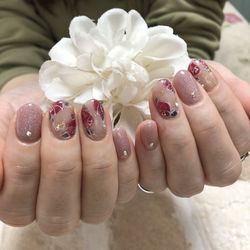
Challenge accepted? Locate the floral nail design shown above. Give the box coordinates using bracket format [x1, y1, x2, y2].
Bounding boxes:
[49, 100, 76, 140]
[81, 99, 106, 141]
[152, 79, 179, 119]
[188, 59, 218, 91]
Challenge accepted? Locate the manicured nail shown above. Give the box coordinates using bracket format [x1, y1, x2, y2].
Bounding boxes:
[174, 70, 203, 105]
[140, 121, 158, 151]
[152, 79, 179, 119]
[16, 103, 43, 143]
[49, 100, 76, 140]
[113, 128, 131, 160]
[188, 59, 218, 92]
[81, 99, 106, 141]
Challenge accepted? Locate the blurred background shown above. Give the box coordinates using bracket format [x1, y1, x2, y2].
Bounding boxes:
[230, 0, 250, 21]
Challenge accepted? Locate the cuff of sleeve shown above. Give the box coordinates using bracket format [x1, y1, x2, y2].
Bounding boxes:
[0, 67, 39, 89]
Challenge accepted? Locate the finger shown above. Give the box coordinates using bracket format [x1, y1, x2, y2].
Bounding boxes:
[0, 101, 15, 189]
[174, 70, 242, 186]
[205, 60, 250, 117]
[0, 103, 42, 226]
[37, 101, 81, 236]
[149, 79, 204, 197]
[135, 120, 167, 193]
[80, 100, 118, 224]
[113, 127, 139, 203]
[188, 59, 250, 155]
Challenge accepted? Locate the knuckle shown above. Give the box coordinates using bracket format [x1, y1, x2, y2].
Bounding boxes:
[169, 181, 204, 198]
[167, 131, 193, 151]
[196, 118, 218, 137]
[209, 159, 242, 186]
[10, 164, 40, 182]
[37, 215, 79, 236]
[0, 209, 34, 226]
[81, 210, 113, 224]
[46, 160, 81, 177]
[84, 160, 116, 177]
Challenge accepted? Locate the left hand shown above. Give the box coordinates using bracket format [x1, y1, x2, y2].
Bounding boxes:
[133, 60, 250, 196]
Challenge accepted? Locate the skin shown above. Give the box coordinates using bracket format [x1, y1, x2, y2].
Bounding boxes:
[0, 62, 249, 235]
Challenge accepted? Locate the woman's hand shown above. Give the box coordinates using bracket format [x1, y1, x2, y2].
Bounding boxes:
[0, 76, 139, 236]
[135, 60, 250, 196]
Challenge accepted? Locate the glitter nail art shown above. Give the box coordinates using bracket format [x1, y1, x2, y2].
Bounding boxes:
[16, 103, 43, 143]
[49, 100, 76, 140]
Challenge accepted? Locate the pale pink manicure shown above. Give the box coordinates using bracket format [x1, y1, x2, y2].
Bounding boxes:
[16, 103, 43, 143]
[81, 99, 106, 141]
[152, 79, 179, 119]
[140, 121, 158, 151]
[113, 128, 131, 160]
[188, 59, 218, 92]
[174, 70, 203, 105]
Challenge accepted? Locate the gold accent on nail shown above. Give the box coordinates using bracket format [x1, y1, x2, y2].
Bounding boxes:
[56, 122, 66, 131]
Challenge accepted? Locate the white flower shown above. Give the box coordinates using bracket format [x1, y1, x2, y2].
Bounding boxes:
[39, 8, 190, 136]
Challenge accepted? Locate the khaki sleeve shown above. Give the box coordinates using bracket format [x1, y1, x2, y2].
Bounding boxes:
[0, 0, 54, 87]
[145, 0, 226, 60]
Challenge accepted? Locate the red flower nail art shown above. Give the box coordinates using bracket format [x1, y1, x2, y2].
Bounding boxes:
[49, 100, 76, 140]
[152, 79, 179, 119]
[188, 59, 217, 92]
[81, 99, 107, 141]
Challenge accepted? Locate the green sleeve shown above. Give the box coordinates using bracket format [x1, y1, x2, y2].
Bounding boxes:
[0, 0, 54, 87]
[145, 0, 226, 60]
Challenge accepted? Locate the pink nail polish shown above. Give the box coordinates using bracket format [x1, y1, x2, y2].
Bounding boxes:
[49, 100, 76, 140]
[81, 99, 106, 141]
[16, 103, 43, 143]
[174, 70, 203, 105]
[140, 121, 158, 151]
[188, 59, 218, 92]
[152, 79, 179, 119]
[113, 128, 131, 160]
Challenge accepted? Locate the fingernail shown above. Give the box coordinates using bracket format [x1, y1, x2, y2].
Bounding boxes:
[81, 99, 106, 141]
[188, 59, 218, 92]
[174, 70, 203, 105]
[152, 79, 179, 119]
[113, 128, 131, 160]
[16, 103, 43, 143]
[49, 100, 76, 140]
[140, 121, 158, 151]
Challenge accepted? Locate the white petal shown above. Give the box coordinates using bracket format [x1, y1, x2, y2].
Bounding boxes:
[48, 38, 78, 66]
[39, 61, 100, 102]
[142, 34, 187, 60]
[77, 53, 93, 71]
[115, 107, 145, 140]
[102, 71, 122, 98]
[131, 101, 151, 116]
[97, 8, 128, 47]
[126, 10, 148, 48]
[93, 85, 106, 100]
[45, 78, 75, 101]
[118, 82, 138, 105]
[73, 88, 94, 104]
[147, 26, 173, 36]
[59, 67, 99, 87]
[69, 16, 95, 46]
